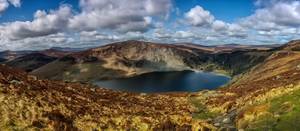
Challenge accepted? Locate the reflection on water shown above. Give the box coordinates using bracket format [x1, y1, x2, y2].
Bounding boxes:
[94, 71, 230, 93]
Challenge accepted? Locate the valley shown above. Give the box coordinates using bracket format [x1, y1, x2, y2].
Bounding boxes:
[2, 0, 300, 130]
[0, 40, 299, 130]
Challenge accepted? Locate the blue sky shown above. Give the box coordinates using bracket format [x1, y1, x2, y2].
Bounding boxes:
[174, 0, 255, 22]
[1, 0, 255, 23]
[0, 0, 78, 22]
[0, 0, 300, 50]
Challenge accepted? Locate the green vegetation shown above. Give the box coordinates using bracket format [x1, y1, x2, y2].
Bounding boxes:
[63, 63, 126, 81]
[243, 87, 300, 131]
[190, 97, 218, 120]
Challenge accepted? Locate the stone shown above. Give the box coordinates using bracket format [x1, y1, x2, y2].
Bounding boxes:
[276, 75, 281, 79]
[214, 123, 221, 127]
[10, 80, 21, 84]
[28, 75, 37, 80]
[219, 127, 237, 131]
[297, 64, 300, 70]
[222, 117, 231, 124]
[207, 118, 213, 122]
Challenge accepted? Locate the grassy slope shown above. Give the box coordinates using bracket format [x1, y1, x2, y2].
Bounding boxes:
[237, 85, 300, 131]
[189, 41, 300, 130]
[5, 53, 57, 72]
[0, 65, 220, 130]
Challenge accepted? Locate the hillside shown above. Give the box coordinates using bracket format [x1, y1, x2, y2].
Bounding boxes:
[0, 58, 6, 63]
[0, 65, 211, 130]
[1, 49, 75, 72]
[191, 40, 300, 130]
[0, 40, 299, 130]
[31, 40, 272, 82]
[5, 53, 57, 72]
[0, 50, 34, 61]
[177, 43, 279, 53]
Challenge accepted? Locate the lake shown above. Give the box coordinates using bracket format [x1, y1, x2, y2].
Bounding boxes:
[94, 71, 231, 93]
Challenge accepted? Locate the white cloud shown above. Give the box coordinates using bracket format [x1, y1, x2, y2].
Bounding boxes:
[0, 0, 8, 13]
[145, 0, 172, 17]
[0, 0, 172, 42]
[232, 0, 300, 43]
[2, 0, 300, 51]
[212, 20, 227, 31]
[183, 5, 247, 39]
[69, 0, 171, 33]
[0, 0, 21, 14]
[242, 1, 300, 30]
[0, 0, 173, 50]
[80, 31, 120, 41]
[0, 32, 75, 51]
[8, 0, 20, 7]
[184, 5, 214, 26]
[0, 5, 72, 40]
[173, 30, 203, 40]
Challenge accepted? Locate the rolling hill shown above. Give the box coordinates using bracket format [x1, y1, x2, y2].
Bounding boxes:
[31, 40, 273, 82]
[5, 53, 57, 72]
[1, 48, 75, 72]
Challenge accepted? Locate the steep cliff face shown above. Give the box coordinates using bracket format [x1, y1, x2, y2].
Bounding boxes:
[31, 40, 272, 82]
[31, 41, 209, 82]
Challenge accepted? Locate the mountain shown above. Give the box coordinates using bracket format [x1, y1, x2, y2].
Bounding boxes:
[49, 47, 88, 52]
[0, 50, 35, 61]
[31, 40, 272, 82]
[4, 53, 57, 72]
[1, 48, 74, 72]
[0, 40, 299, 130]
[177, 43, 280, 53]
[39, 48, 73, 58]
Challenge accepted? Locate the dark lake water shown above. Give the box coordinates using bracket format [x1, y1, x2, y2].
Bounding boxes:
[94, 71, 230, 93]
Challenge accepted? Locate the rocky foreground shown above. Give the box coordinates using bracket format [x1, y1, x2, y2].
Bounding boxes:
[0, 40, 300, 130]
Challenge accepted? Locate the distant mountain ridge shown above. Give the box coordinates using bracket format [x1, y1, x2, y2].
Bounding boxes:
[1, 48, 79, 72]
[177, 42, 281, 53]
[5, 53, 57, 72]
